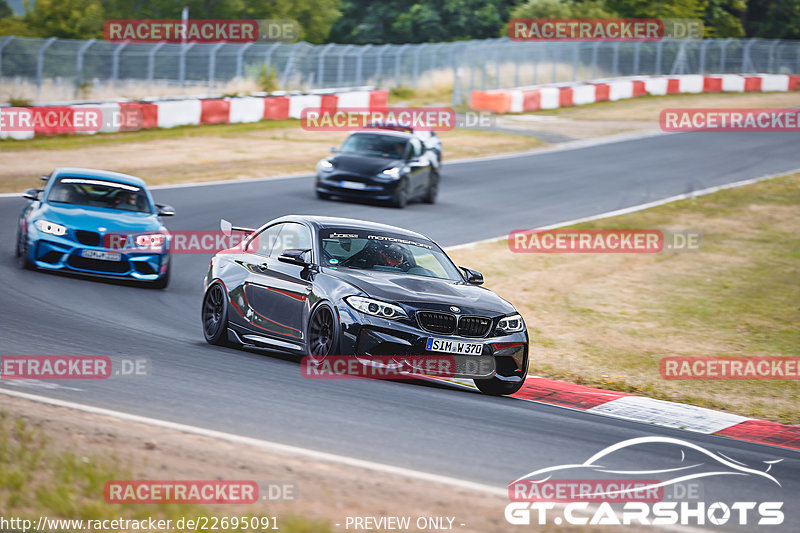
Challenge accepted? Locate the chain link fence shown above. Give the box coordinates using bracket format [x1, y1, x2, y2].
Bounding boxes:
[1, 35, 798, 104]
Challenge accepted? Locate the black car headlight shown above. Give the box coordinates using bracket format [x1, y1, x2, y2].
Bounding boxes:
[496, 313, 525, 334]
[345, 296, 407, 319]
[378, 166, 401, 179]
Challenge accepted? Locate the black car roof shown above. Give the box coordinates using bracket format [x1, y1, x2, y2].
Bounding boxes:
[270, 215, 432, 241]
[350, 129, 413, 139]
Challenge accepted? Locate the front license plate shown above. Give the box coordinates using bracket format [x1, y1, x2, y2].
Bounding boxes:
[339, 180, 366, 190]
[426, 338, 484, 355]
[80, 249, 122, 261]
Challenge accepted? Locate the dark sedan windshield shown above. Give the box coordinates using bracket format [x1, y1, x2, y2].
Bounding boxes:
[340, 133, 407, 160]
[320, 228, 462, 280]
[47, 176, 152, 213]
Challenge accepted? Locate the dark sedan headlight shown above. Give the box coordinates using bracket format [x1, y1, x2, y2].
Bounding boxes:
[34, 219, 67, 236]
[317, 159, 334, 172]
[496, 313, 525, 334]
[345, 296, 407, 319]
[378, 166, 401, 179]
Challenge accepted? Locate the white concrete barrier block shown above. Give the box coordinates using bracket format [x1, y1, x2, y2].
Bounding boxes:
[571, 84, 596, 105]
[608, 80, 633, 101]
[288, 94, 322, 119]
[539, 87, 560, 109]
[337, 91, 370, 108]
[509, 90, 523, 113]
[644, 77, 668, 95]
[759, 74, 789, 92]
[721, 74, 745, 92]
[678, 75, 704, 93]
[157, 100, 202, 128]
[229, 97, 265, 123]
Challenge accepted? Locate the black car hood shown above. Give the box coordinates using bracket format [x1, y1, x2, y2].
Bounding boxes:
[329, 153, 399, 176]
[326, 268, 516, 314]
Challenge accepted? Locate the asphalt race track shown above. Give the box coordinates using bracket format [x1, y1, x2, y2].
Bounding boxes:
[2, 131, 800, 530]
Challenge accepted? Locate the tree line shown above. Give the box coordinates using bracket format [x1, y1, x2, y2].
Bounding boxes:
[0, 0, 796, 42]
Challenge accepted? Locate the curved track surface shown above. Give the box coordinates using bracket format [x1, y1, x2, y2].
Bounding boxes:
[2, 131, 800, 530]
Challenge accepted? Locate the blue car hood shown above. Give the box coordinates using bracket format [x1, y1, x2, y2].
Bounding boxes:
[39, 203, 163, 232]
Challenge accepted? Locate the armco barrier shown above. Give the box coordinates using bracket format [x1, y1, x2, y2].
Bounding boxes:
[471, 74, 800, 114]
[0, 88, 388, 139]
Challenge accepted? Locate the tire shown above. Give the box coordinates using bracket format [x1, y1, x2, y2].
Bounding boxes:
[16, 228, 33, 270]
[316, 190, 332, 200]
[473, 376, 526, 396]
[422, 170, 439, 204]
[390, 178, 409, 208]
[150, 258, 171, 289]
[202, 282, 231, 346]
[306, 304, 339, 363]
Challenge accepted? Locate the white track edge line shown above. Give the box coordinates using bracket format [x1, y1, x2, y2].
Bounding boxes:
[445, 168, 800, 251]
[0, 387, 699, 532]
[0, 387, 506, 497]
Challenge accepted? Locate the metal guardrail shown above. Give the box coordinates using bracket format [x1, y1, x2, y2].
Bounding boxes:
[0, 36, 798, 104]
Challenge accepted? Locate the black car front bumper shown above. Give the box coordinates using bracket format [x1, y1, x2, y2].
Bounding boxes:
[336, 305, 529, 381]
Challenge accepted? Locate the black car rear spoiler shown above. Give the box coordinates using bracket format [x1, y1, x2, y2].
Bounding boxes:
[220, 219, 255, 236]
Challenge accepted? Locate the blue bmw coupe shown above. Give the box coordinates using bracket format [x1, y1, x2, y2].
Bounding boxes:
[16, 168, 175, 288]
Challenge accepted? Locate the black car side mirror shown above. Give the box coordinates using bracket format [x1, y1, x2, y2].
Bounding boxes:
[461, 266, 484, 285]
[278, 248, 311, 266]
[23, 188, 41, 201]
[156, 203, 175, 216]
[329, 146, 338, 153]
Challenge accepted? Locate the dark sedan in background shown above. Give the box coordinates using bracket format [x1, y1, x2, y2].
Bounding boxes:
[315, 130, 440, 208]
[202, 215, 529, 395]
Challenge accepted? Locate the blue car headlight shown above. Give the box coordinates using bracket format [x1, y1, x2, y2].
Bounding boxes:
[317, 159, 334, 172]
[34, 220, 67, 236]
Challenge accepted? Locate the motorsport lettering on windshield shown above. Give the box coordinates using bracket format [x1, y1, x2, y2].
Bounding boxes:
[323, 230, 434, 250]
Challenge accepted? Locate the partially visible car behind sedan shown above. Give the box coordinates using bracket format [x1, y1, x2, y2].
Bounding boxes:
[315, 130, 440, 208]
[16, 168, 175, 288]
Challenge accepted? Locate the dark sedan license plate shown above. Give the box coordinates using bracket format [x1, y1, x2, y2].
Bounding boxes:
[426, 338, 484, 355]
[80, 249, 122, 261]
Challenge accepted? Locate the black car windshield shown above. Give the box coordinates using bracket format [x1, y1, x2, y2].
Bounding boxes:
[339, 133, 407, 160]
[320, 228, 462, 281]
[47, 176, 152, 213]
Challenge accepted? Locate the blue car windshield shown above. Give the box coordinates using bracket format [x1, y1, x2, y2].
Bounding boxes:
[340, 133, 407, 160]
[47, 177, 152, 213]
